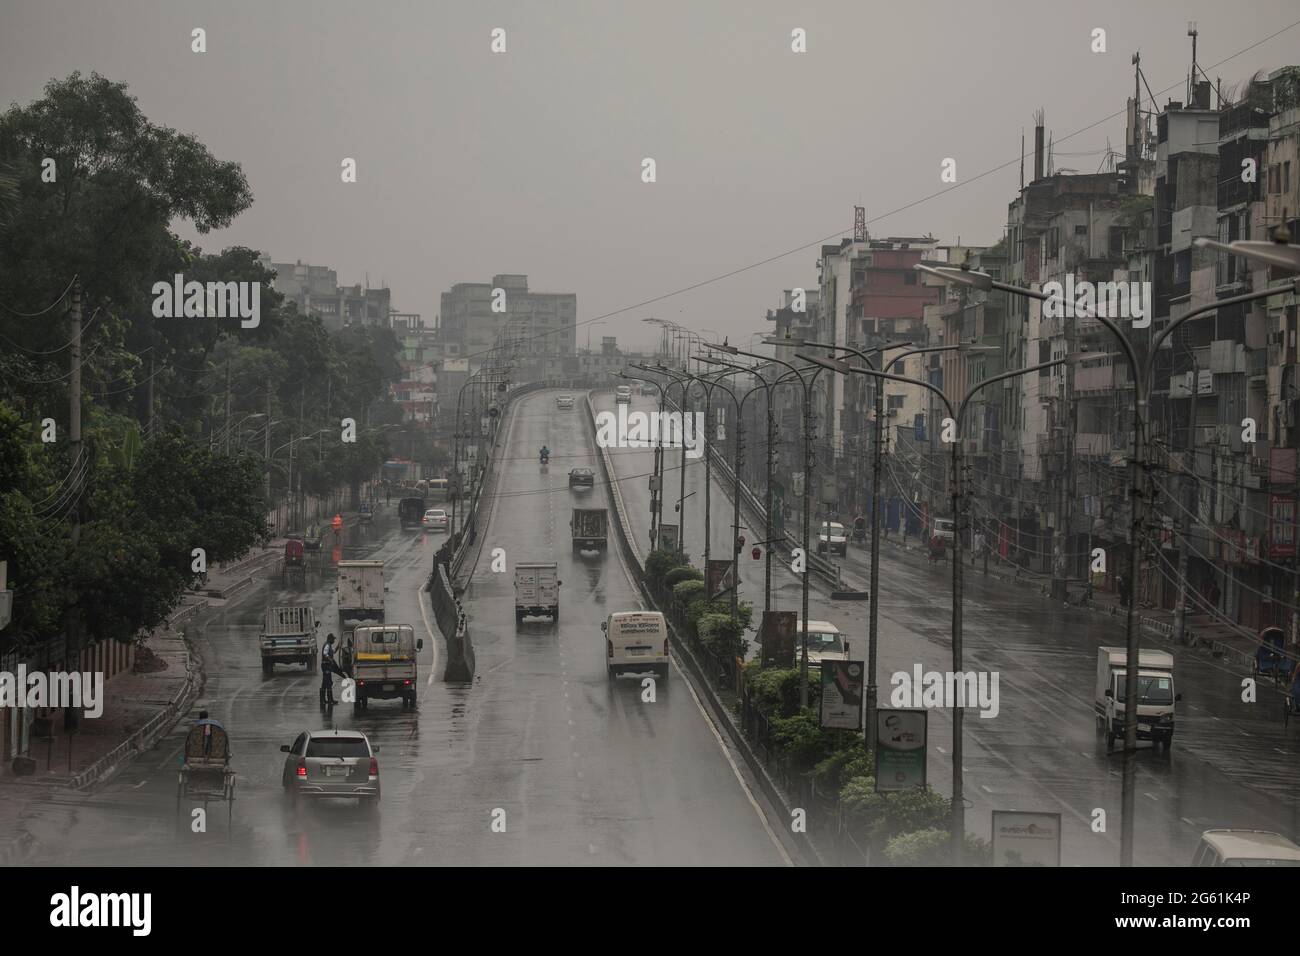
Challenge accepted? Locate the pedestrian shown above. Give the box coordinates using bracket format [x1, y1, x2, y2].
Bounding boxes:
[972, 529, 985, 569]
[320, 633, 341, 707]
[1208, 579, 1222, 612]
[1117, 572, 1131, 609]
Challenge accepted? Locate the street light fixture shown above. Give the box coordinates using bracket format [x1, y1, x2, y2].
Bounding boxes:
[916, 260, 1300, 866]
[798, 348, 1068, 866]
[1194, 226, 1300, 272]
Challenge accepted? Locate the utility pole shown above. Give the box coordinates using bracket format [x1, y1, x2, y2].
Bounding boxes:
[1174, 370, 1198, 644]
[66, 282, 83, 731]
[146, 352, 155, 438]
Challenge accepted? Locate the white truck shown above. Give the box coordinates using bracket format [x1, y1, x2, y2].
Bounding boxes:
[337, 560, 386, 671]
[348, 624, 422, 712]
[1095, 647, 1178, 752]
[515, 563, 561, 625]
[260, 605, 320, 675]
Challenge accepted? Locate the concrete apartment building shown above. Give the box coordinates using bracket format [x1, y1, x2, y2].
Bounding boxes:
[439, 275, 577, 370]
[262, 257, 392, 332]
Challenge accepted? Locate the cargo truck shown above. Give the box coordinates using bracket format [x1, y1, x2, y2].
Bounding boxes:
[348, 624, 423, 712]
[337, 560, 386, 672]
[398, 496, 427, 530]
[571, 507, 608, 554]
[1095, 647, 1178, 752]
[515, 562, 561, 624]
[260, 605, 320, 674]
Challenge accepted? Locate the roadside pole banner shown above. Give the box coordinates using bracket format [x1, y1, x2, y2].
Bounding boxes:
[875, 708, 927, 792]
[820, 660, 864, 730]
[759, 610, 797, 667]
[657, 523, 679, 552]
[991, 811, 1062, 867]
[706, 559, 734, 598]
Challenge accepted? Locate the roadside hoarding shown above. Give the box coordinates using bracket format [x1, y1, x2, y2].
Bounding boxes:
[874, 708, 927, 792]
[991, 811, 1062, 867]
[759, 610, 797, 667]
[820, 660, 864, 730]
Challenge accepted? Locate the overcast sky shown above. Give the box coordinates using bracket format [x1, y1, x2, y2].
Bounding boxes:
[3, 0, 1298, 353]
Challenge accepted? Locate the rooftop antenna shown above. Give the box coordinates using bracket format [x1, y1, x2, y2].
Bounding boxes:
[1187, 21, 1198, 103]
[1020, 127, 1024, 190]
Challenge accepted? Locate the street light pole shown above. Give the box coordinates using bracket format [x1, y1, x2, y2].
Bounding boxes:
[721, 344, 825, 709]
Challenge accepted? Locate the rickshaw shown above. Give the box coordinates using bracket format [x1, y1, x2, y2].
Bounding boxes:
[282, 536, 306, 585]
[927, 532, 947, 563]
[177, 717, 236, 825]
[1253, 626, 1290, 688]
[358, 502, 374, 524]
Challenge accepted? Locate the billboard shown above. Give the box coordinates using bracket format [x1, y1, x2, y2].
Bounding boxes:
[874, 709, 927, 792]
[759, 610, 797, 668]
[991, 811, 1062, 867]
[820, 660, 864, 730]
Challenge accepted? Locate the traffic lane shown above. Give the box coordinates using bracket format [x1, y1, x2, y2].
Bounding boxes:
[596, 394, 1248, 864]
[390, 387, 785, 865]
[832, 528, 1300, 863]
[596, 393, 803, 625]
[27, 511, 430, 865]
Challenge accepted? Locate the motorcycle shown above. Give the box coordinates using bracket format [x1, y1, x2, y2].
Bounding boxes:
[540, 450, 550, 466]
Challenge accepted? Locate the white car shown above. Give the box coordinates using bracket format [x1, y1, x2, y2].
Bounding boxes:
[932, 518, 955, 543]
[421, 508, 449, 531]
[556, 395, 574, 409]
[796, 620, 849, 668]
[816, 521, 848, 555]
[615, 385, 632, 405]
[1192, 830, 1300, 867]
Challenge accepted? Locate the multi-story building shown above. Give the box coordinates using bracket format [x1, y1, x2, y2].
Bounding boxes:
[439, 275, 577, 372]
[263, 258, 392, 331]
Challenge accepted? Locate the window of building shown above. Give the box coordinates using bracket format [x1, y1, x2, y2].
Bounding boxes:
[1074, 224, 1088, 237]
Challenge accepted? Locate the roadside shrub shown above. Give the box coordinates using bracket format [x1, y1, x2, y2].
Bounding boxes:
[882, 828, 948, 866]
[768, 710, 832, 772]
[744, 664, 805, 718]
[811, 742, 872, 797]
[672, 580, 706, 607]
[663, 566, 703, 590]
[698, 613, 745, 658]
[838, 778, 950, 854]
[644, 549, 686, 588]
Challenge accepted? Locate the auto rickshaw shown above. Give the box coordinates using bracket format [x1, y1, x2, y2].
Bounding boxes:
[282, 536, 306, 585]
[1253, 626, 1290, 687]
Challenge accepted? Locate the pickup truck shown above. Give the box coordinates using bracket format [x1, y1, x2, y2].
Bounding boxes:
[568, 467, 595, 490]
[337, 560, 386, 669]
[571, 507, 608, 554]
[515, 562, 561, 625]
[260, 605, 320, 674]
[1095, 647, 1178, 752]
[348, 624, 423, 712]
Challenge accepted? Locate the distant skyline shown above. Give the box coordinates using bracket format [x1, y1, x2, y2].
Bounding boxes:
[3, 0, 1298, 354]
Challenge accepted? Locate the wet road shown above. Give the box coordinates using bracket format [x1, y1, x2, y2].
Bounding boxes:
[22, 388, 791, 866]
[598, 390, 1300, 866]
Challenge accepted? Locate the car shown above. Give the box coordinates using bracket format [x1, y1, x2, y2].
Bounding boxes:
[795, 620, 849, 668]
[568, 467, 594, 490]
[615, 385, 632, 405]
[639, 384, 658, 397]
[816, 521, 848, 555]
[1191, 829, 1300, 867]
[421, 508, 449, 531]
[280, 730, 380, 807]
[556, 395, 575, 409]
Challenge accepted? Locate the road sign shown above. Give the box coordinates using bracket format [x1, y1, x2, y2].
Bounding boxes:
[657, 523, 679, 551]
[991, 811, 1062, 867]
[874, 709, 927, 792]
[706, 559, 734, 598]
[820, 660, 864, 730]
[792, 472, 804, 497]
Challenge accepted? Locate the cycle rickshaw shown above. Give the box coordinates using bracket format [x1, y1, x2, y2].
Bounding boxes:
[176, 716, 236, 825]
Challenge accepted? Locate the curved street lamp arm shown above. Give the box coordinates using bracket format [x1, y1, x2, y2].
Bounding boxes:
[957, 358, 1066, 428]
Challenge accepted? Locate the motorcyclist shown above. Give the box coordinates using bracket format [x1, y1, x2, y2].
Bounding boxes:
[540, 445, 550, 462]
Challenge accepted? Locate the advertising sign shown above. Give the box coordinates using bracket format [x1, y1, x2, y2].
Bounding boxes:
[706, 559, 735, 598]
[656, 523, 680, 552]
[759, 610, 797, 668]
[1269, 495, 1296, 559]
[991, 811, 1062, 867]
[874, 709, 927, 793]
[819, 660, 864, 730]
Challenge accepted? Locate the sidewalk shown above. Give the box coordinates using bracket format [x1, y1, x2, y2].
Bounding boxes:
[0, 542, 281, 865]
[875, 533, 1262, 666]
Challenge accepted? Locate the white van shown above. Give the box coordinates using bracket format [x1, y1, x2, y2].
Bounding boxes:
[603, 611, 668, 681]
[615, 385, 632, 405]
[1191, 830, 1300, 867]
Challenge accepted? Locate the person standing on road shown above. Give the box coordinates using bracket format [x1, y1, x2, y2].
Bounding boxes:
[320, 633, 341, 707]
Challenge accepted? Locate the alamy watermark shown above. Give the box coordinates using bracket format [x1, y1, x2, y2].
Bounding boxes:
[0, 667, 104, 718]
[594, 405, 705, 459]
[151, 274, 261, 328]
[890, 664, 1000, 718]
[1042, 274, 1151, 329]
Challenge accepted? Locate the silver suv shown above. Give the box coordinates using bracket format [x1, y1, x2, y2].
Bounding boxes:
[281, 729, 380, 807]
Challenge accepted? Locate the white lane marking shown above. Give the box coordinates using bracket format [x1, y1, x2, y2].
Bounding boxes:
[1143, 791, 1159, 802]
[981, 785, 993, 794]
[418, 586, 441, 685]
[672, 654, 793, 867]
